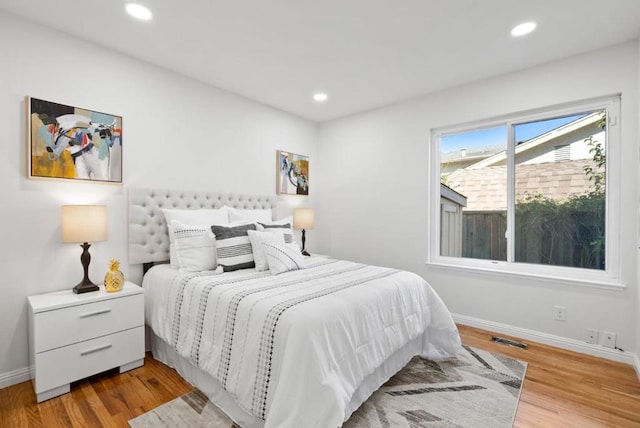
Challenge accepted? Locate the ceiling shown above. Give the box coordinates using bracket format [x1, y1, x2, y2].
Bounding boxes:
[1, 0, 639, 122]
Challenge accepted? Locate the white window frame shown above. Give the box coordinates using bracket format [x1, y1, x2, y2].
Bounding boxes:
[427, 95, 624, 290]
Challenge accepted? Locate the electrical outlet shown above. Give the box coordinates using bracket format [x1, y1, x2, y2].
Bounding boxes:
[554, 305, 566, 321]
[603, 331, 616, 348]
[586, 328, 599, 344]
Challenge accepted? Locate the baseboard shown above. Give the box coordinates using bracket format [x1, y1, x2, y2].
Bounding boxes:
[0, 366, 31, 390]
[453, 313, 638, 368]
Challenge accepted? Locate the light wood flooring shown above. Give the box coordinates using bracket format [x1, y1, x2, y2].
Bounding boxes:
[459, 325, 640, 427]
[1, 325, 638, 427]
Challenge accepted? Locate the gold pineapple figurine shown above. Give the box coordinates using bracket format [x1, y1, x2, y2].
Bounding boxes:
[104, 259, 124, 292]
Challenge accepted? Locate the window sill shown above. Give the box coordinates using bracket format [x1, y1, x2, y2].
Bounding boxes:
[425, 260, 626, 291]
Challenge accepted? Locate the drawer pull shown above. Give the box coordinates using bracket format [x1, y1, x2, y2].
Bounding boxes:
[79, 309, 112, 318]
[80, 344, 112, 356]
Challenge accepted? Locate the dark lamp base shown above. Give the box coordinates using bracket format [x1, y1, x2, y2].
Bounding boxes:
[73, 280, 99, 294]
[300, 229, 311, 257]
[72, 242, 100, 294]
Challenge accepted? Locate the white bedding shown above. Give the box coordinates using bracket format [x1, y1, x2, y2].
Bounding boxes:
[144, 257, 461, 428]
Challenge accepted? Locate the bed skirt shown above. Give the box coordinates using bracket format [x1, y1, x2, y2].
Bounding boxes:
[150, 331, 426, 427]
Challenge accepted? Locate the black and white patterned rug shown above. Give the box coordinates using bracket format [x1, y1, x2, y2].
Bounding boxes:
[129, 346, 526, 428]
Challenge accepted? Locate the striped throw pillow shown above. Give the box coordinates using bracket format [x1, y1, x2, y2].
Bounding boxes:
[257, 218, 295, 244]
[262, 242, 306, 275]
[211, 223, 257, 271]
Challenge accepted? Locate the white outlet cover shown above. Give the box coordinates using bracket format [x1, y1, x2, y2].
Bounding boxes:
[554, 306, 566, 321]
[603, 331, 616, 348]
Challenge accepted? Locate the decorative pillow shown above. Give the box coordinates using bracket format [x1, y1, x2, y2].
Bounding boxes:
[167, 221, 216, 272]
[227, 207, 272, 223]
[211, 223, 257, 271]
[163, 207, 229, 266]
[257, 216, 295, 244]
[247, 229, 286, 272]
[262, 242, 306, 275]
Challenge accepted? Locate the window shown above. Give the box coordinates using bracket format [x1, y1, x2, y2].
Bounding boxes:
[430, 97, 621, 286]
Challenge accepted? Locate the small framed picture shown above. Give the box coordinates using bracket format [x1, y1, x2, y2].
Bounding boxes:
[276, 150, 309, 195]
[28, 96, 123, 183]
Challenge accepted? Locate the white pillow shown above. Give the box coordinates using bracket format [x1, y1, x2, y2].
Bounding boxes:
[167, 221, 216, 272]
[227, 206, 272, 223]
[262, 242, 306, 275]
[162, 207, 229, 226]
[163, 207, 229, 265]
[257, 216, 295, 244]
[247, 229, 286, 271]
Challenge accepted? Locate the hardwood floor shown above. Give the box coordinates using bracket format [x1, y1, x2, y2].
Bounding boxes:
[459, 325, 640, 428]
[0, 355, 193, 428]
[1, 325, 638, 427]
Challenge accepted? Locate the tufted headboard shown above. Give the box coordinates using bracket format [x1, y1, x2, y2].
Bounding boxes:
[128, 188, 277, 265]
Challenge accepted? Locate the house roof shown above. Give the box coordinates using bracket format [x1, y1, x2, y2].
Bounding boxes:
[448, 159, 598, 211]
[466, 112, 602, 170]
[440, 183, 467, 207]
[441, 144, 504, 165]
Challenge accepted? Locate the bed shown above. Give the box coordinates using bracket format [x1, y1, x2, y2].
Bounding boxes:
[129, 188, 462, 428]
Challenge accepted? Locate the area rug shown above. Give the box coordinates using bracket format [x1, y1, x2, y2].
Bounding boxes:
[129, 345, 526, 428]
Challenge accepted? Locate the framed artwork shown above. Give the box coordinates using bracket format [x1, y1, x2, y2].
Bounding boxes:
[28, 97, 123, 183]
[276, 150, 309, 195]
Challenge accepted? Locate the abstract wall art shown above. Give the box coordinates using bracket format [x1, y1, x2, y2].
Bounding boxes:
[28, 97, 123, 183]
[276, 150, 309, 195]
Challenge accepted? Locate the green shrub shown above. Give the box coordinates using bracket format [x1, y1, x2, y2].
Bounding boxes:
[514, 192, 605, 269]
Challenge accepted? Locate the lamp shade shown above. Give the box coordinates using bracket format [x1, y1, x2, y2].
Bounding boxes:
[62, 205, 108, 243]
[293, 208, 315, 230]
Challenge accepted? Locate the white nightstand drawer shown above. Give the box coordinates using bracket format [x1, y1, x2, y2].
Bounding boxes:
[33, 326, 144, 394]
[33, 293, 144, 353]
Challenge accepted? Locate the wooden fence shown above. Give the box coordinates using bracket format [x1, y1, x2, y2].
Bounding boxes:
[462, 211, 506, 260]
[461, 209, 604, 269]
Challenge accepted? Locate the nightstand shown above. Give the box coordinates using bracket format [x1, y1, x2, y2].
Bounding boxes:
[28, 282, 144, 403]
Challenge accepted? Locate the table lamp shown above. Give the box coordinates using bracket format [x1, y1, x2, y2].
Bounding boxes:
[293, 208, 314, 256]
[62, 205, 108, 294]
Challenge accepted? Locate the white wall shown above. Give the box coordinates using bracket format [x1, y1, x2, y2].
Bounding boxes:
[637, 40, 640, 367]
[317, 41, 639, 354]
[0, 12, 317, 380]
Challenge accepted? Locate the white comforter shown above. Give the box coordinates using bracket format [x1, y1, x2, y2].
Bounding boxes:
[144, 257, 461, 428]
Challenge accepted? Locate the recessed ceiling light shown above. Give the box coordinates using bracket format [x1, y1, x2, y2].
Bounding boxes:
[313, 93, 328, 102]
[511, 22, 536, 37]
[125, 3, 153, 21]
